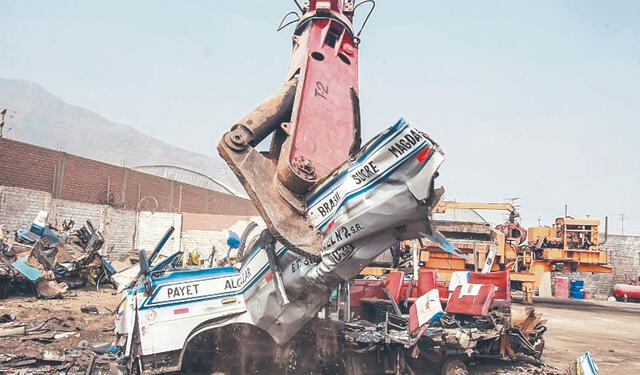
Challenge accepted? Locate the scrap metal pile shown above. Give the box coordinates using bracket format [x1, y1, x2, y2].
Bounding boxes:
[0, 212, 115, 299]
[343, 305, 546, 362]
[338, 270, 549, 374]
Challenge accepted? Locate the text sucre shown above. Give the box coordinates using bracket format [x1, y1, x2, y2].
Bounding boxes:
[351, 161, 379, 185]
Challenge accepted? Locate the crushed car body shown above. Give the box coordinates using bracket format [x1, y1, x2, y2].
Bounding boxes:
[0, 212, 116, 299]
[110, 120, 547, 375]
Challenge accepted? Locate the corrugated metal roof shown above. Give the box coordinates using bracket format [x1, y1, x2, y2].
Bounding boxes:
[131, 165, 247, 198]
[433, 208, 488, 224]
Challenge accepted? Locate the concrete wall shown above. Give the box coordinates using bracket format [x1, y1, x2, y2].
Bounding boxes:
[0, 186, 258, 262]
[50, 199, 104, 230]
[101, 208, 137, 259]
[135, 211, 182, 257]
[181, 230, 226, 262]
[553, 234, 640, 300]
[180, 213, 264, 264]
[0, 186, 51, 237]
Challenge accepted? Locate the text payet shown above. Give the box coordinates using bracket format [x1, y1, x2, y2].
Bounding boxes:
[167, 284, 200, 299]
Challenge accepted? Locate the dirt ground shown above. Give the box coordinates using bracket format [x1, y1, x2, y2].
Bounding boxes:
[0, 288, 122, 374]
[532, 298, 640, 374]
[1, 290, 637, 374]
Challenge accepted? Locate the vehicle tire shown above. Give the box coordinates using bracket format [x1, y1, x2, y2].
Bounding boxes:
[440, 358, 469, 375]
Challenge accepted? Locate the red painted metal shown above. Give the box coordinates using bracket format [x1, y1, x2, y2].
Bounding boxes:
[279, 0, 360, 187]
[554, 276, 569, 298]
[445, 284, 497, 316]
[349, 279, 386, 308]
[217, 0, 366, 256]
[614, 283, 640, 299]
[469, 271, 511, 305]
[385, 271, 405, 303]
[173, 308, 189, 315]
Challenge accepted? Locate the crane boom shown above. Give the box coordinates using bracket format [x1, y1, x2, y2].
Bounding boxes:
[434, 201, 517, 214]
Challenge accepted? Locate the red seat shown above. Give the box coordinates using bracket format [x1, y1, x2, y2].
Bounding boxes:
[408, 289, 443, 335]
[350, 279, 387, 308]
[469, 271, 511, 306]
[417, 271, 437, 295]
[406, 270, 438, 305]
[445, 283, 497, 316]
[384, 271, 405, 303]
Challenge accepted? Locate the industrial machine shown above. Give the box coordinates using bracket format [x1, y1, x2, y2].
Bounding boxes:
[217, 0, 371, 258]
[415, 202, 611, 303]
[109, 2, 551, 374]
[527, 217, 609, 271]
[109, 2, 466, 373]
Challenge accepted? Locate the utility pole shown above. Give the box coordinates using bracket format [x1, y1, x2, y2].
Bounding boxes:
[0, 108, 7, 137]
[620, 213, 625, 235]
[503, 197, 521, 222]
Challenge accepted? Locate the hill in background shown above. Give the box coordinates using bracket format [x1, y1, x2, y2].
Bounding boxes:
[0, 77, 243, 195]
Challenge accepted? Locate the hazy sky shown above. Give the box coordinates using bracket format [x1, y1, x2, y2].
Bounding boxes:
[1, 1, 639, 234]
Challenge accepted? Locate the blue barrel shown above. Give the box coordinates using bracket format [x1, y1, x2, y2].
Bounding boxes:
[571, 280, 585, 289]
[570, 280, 584, 299]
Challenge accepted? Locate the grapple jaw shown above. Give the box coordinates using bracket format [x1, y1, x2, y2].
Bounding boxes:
[218, 133, 324, 258]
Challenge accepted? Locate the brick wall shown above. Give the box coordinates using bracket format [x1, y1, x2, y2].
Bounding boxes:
[0, 139, 59, 193]
[553, 234, 640, 299]
[59, 154, 125, 205]
[0, 137, 256, 216]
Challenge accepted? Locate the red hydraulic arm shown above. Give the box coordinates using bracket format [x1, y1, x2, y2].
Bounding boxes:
[218, 0, 373, 257]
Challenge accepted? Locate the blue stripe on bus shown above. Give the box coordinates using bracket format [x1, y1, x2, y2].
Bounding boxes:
[306, 119, 409, 205]
[139, 247, 289, 309]
[316, 142, 430, 230]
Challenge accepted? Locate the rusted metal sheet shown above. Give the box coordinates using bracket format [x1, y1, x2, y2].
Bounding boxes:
[218, 133, 323, 258]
